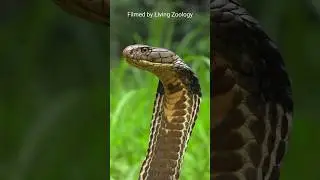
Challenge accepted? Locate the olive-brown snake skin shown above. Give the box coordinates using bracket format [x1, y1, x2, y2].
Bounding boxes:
[53, 0, 293, 179]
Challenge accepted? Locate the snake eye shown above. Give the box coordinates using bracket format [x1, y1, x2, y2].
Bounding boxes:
[140, 47, 149, 53]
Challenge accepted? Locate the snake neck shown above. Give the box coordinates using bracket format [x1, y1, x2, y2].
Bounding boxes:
[139, 72, 201, 180]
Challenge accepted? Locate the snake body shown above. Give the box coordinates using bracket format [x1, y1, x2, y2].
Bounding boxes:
[211, 0, 293, 179]
[123, 45, 201, 179]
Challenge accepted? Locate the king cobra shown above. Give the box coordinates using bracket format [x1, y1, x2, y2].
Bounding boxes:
[53, 0, 293, 179]
[123, 44, 201, 179]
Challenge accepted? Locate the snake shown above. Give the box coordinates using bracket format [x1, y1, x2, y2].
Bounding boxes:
[53, 0, 293, 179]
[123, 44, 202, 179]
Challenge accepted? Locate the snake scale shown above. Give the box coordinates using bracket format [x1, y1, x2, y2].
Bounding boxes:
[53, 0, 293, 179]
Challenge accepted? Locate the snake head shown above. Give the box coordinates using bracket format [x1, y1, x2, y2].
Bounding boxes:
[122, 44, 179, 74]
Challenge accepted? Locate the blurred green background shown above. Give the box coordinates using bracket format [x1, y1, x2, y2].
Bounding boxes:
[0, 0, 319, 180]
[1, 1, 108, 180]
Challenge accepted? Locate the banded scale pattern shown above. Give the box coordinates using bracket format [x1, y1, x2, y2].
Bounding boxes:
[211, 0, 293, 180]
[123, 44, 202, 180]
